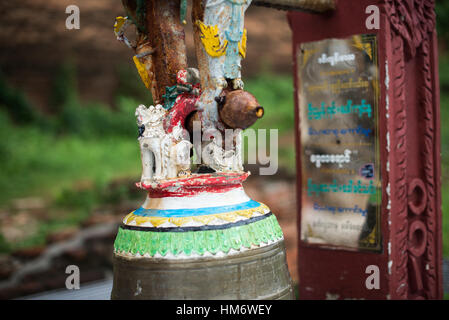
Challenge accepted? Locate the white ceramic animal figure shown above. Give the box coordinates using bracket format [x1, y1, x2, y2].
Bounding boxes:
[135, 104, 167, 182]
[161, 122, 192, 179]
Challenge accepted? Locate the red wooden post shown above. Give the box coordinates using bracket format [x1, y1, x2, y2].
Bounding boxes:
[288, 0, 442, 299]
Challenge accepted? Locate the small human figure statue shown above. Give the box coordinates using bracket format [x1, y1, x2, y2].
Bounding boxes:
[162, 121, 192, 179]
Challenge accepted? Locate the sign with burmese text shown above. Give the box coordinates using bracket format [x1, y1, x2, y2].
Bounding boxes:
[298, 34, 381, 251]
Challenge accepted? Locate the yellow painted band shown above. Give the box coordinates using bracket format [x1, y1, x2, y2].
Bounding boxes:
[123, 203, 270, 227]
[133, 56, 152, 90]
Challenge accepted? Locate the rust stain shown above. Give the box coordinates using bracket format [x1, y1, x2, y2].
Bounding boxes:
[146, 0, 188, 102]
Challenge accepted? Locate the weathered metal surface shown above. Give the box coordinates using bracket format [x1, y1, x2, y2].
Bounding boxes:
[192, 0, 253, 132]
[253, 0, 336, 12]
[112, 171, 293, 300]
[193, 0, 251, 90]
[192, 0, 208, 86]
[146, 0, 188, 103]
[111, 240, 294, 300]
[121, 0, 188, 103]
[190, 0, 264, 173]
[121, 0, 147, 33]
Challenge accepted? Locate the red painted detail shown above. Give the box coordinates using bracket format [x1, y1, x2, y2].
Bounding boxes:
[164, 87, 201, 133]
[136, 172, 250, 198]
[146, 184, 242, 198]
[177, 69, 188, 84]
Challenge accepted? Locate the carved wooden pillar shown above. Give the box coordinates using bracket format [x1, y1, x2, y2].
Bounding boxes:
[384, 0, 441, 300]
[289, 0, 442, 299]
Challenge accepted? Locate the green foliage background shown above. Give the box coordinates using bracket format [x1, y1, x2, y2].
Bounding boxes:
[0, 7, 448, 258]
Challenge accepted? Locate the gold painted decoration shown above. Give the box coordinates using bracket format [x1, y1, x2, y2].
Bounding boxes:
[238, 29, 247, 58]
[114, 16, 133, 48]
[196, 20, 228, 57]
[133, 55, 152, 90]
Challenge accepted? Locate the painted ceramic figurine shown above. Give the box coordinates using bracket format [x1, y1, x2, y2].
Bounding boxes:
[136, 103, 192, 182]
[111, 0, 293, 300]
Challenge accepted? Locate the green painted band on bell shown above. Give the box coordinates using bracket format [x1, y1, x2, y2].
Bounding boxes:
[114, 213, 283, 257]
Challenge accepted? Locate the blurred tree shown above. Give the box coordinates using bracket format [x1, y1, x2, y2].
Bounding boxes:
[50, 61, 79, 114]
[436, 2, 449, 46]
[0, 233, 10, 254]
[115, 64, 153, 104]
[0, 70, 39, 124]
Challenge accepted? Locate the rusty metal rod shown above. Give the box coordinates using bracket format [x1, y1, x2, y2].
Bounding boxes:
[146, 0, 188, 103]
[122, 0, 188, 103]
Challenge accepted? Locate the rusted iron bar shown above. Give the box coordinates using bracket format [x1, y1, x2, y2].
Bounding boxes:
[191, 0, 208, 89]
[146, 0, 188, 103]
[253, 0, 336, 12]
[122, 0, 188, 103]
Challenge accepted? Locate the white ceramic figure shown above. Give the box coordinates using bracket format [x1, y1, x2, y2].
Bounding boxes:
[201, 138, 235, 172]
[162, 122, 192, 179]
[198, 128, 244, 173]
[136, 104, 166, 182]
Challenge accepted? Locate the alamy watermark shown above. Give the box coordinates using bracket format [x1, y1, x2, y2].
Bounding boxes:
[365, 265, 380, 290]
[66, 5, 80, 30]
[65, 265, 80, 290]
[185, 121, 279, 176]
[365, 5, 380, 30]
